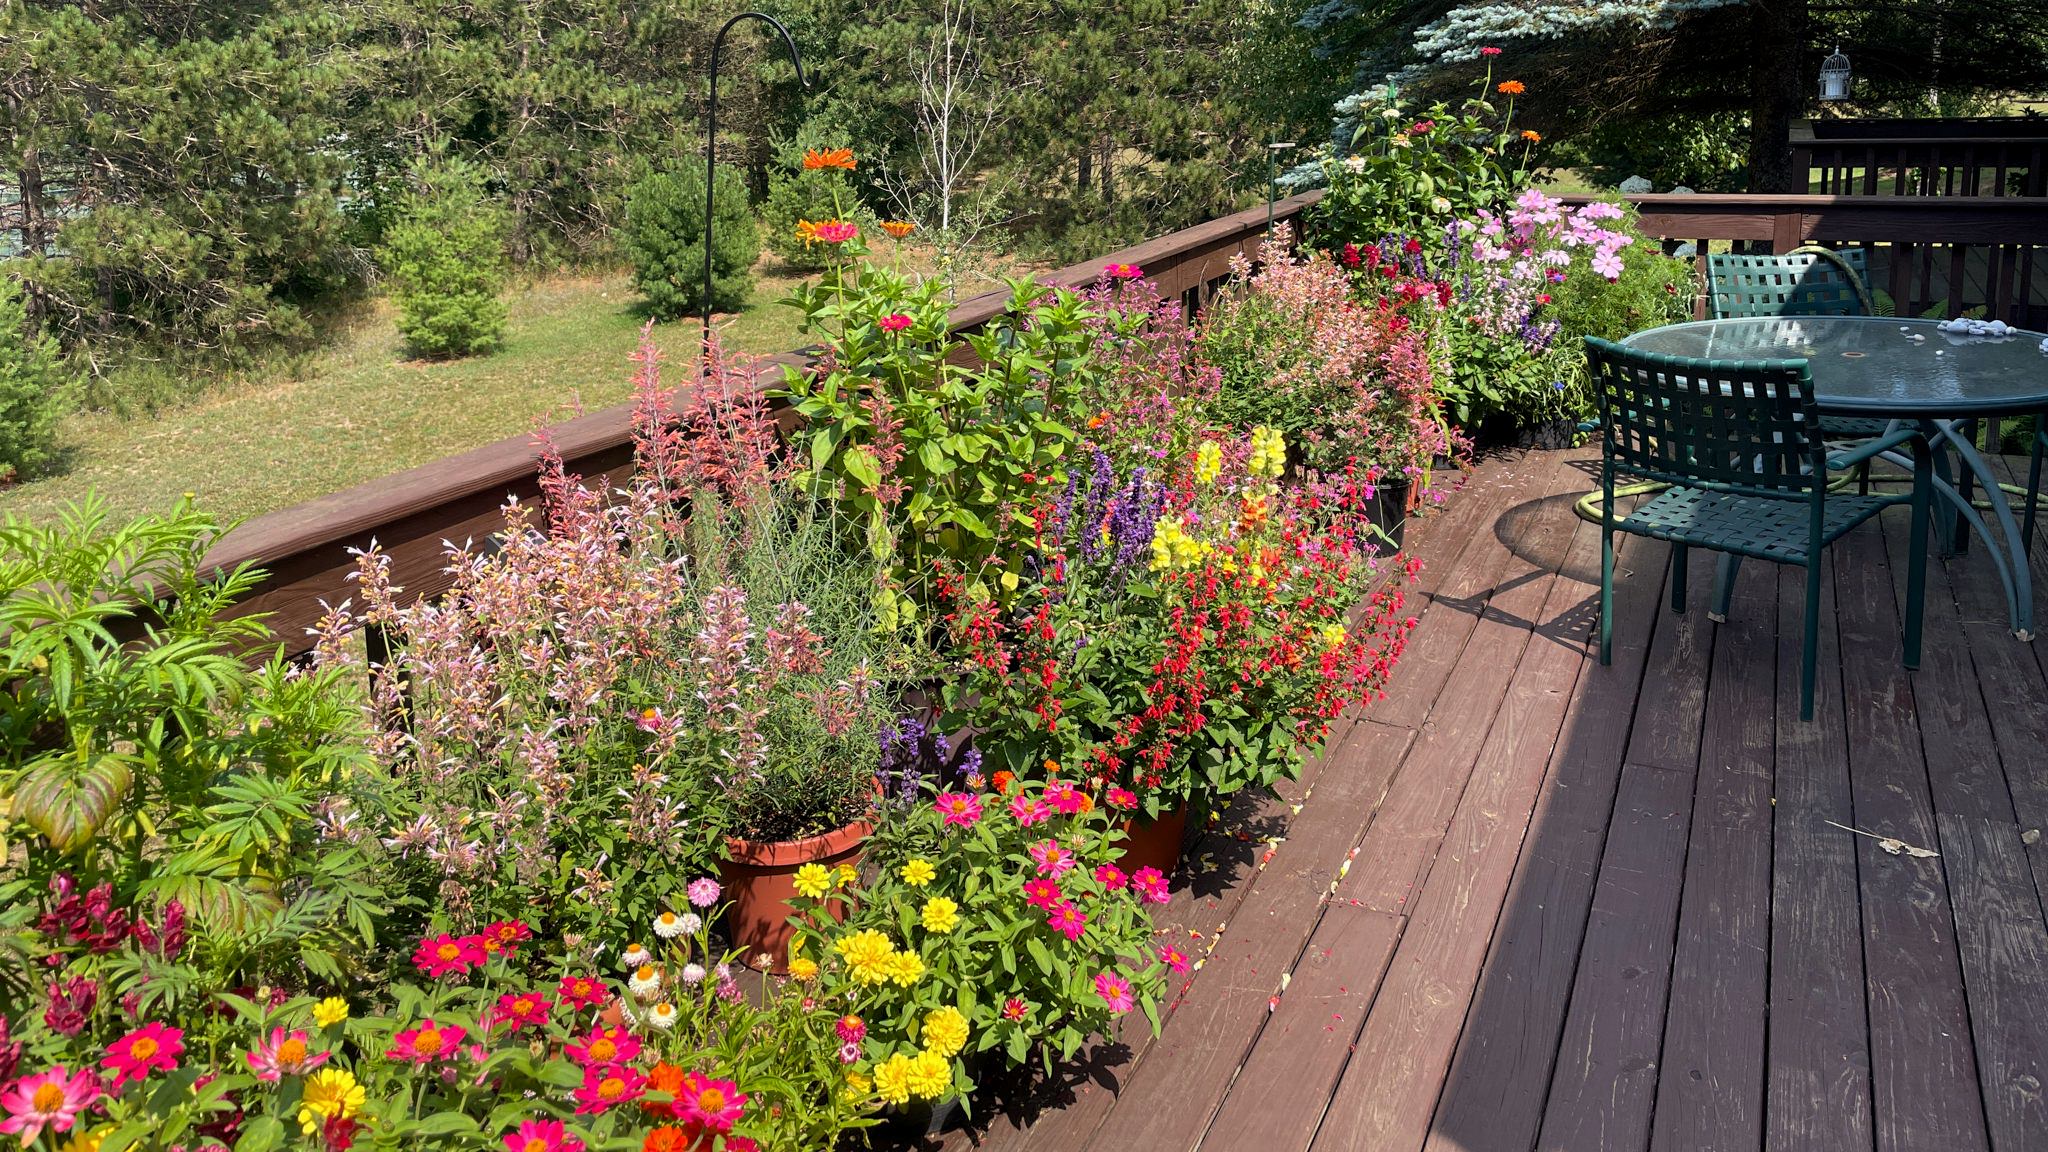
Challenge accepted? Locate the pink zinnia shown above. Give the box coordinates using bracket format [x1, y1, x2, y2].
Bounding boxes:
[1131, 866, 1171, 904]
[412, 932, 486, 979]
[1160, 946, 1191, 975]
[572, 1064, 646, 1114]
[503, 1118, 585, 1152]
[1028, 839, 1077, 878]
[1044, 782, 1085, 815]
[1105, 263, 1142, 279]
[101, 1022, 182, 1091]
[878, 313, 913, 332]
[1022, 877, 1065, 910]
[1094, 972, 1135, 1014]
[1009, 794, 1051, 827]
[1094, 864, 1127, 890]
[0, 1066, 98, 1145]
[489, 990, 553, 1032]
[1480, 45, 1502, 56]
[676, 1072, 749, 1133]
[387, 1018, 466, 1064]
[557, 974, 606, 1010]
[244, 1027, 329, 1082]
[482, 919, 533, 957]
[815, 221, 859, 245]
[1001, 997, 1030, 1022]
[1104, 787, 1138, 811]
[686, 878, 722, 908]
[565, 1026, 640, 1068]
[934, 791, 983, 827]
[1046, 901, 1088, 942]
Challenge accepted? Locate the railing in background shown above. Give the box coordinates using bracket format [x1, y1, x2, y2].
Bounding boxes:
[1790, 118, 2048, 197]
[208, 191, 1324, 658]
[1586, 193, 2048, 326]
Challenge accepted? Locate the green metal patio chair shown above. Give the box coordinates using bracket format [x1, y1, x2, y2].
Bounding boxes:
[1585, 337, 1931, 720]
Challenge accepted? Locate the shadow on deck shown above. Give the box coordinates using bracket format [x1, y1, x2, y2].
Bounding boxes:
[932, 445, 2048, 1152]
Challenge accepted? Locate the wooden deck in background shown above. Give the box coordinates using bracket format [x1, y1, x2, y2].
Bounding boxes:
[942, 445, 2048, 1152]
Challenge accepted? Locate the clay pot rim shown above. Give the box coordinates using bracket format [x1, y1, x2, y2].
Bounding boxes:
[724, 812, 875, 867]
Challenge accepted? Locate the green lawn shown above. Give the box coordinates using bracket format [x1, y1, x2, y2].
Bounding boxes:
[0, 265, 836, 527]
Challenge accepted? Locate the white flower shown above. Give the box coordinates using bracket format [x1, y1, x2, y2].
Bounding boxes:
[646, 1003, 678, 1031]
[1431, 196, 1452, 214]
[653, 912, 685, 939]
[621, 943, 653, 967]
[628, 964, 662, 1000]
[677, 913, 702, 936]
[1343, 154, 1368, 174]
[680, 963, 707, 986]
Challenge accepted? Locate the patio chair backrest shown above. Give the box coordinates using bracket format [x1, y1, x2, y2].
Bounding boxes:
[1707, 248, 1869, 319]
[1584, 337, 1825, 497]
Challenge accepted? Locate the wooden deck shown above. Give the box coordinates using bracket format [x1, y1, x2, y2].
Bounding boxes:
[944, 445, 2048, 1152]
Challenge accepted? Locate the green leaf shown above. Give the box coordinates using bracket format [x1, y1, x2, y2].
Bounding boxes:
[13, 751, 135, 852]
[841, 445, 882, 490]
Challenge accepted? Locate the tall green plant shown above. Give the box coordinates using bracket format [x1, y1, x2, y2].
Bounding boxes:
[624, 163, 759, 321]
[380, 158, 509, 359]
[0, 277, 65, 481]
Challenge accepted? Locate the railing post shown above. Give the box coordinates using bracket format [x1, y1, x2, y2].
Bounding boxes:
[1771, 212, 1802, 254]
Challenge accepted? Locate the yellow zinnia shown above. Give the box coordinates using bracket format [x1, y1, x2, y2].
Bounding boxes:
[835, 929, 896, 985]
[788, 956, 820, 981]
[906, 1049, 953, 1099]
[311, 996, 349, 1028]
[884, 947, 926, 987]
[842, 1069, 872, 1102]
[921, 896, 960, 935]
[900, 858, 936, 887]
[298, 1068, 365, 1135]
[834, 862, 858, 888]
[874, 1053, 915, 1105]
[921, 1006, 970, 1058]
[793, 863, 832, 899]
[59, 1129, 112, 1152]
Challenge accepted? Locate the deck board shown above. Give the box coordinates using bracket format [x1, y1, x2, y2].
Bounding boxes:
[935, 448, 2048, 1152]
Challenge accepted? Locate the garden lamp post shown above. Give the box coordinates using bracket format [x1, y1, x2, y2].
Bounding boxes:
[704, 12, 806, 368]
[1818, 47, 1851, 101]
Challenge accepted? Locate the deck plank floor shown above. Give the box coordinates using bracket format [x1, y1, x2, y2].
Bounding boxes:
[937, 445, 2048, 1152]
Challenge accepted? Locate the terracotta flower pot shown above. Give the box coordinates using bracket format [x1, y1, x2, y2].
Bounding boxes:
[1117, 804, 1189, 878]
[720, 815, 873, 972]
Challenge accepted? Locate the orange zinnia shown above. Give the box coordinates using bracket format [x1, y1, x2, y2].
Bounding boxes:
[794, 219, 819, 246]
[1521, 129, 1542, 143]
[803, 147, 856, 171]
[1496, 80, 1525, 95]
[881, 219, 915, 239]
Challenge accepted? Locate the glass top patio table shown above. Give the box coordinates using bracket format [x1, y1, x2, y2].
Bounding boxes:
[1622, 316, 2048, 418]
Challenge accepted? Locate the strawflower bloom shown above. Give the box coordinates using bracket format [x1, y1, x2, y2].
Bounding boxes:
[504, 1118, 585, 1152]
[388, 1019, 466, 1064]
[311, 997, 350, 1028]
[686, 878, 722, 908]
[680, 963, 708, 986]
[298, 1068, 365, 1137]
[1001, 997, 1030, 1022]
[935, 791, 983, 826]
[567, 1026, 641, 1068]
[676, 1073, 748, 1133]
[880, 219, 915, 239]
[628, 964, 662, 1001]
[574, 1065, 647, 1114]
[558, 974, 606, 1009]
[836, 1014, 867, 1045]
[1095, 971, 1136, 1014]
[102, 1022, 182, 1091]
[645, 1003, 679, 1031]
[621, 943, 653, 968]
[245, 1028, 330, 1082]
[802, 147, 856, 170]
[413, 932, 486, 979]
[878, 313, 914, 333]
[0, 1066, 98, 1145]
[921, 896, 960, 934]
[652, 911, 688, 939]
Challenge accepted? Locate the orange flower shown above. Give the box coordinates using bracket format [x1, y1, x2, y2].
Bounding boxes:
[1044, 758, 1061, 775]
[1496, 80, 1525, 95]
[1520, 129, 1542, 143]
[803, 147, 856, 171]
[643, 1061, 686, 1117]
[794, 219, 819, 246]
[1087, 411, 1109, 429]
[881, 219, 915, 239]
[992, 770, 1015, 794]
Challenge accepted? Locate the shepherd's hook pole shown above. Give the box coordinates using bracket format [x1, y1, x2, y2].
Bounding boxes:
[705, 13, 806, 372]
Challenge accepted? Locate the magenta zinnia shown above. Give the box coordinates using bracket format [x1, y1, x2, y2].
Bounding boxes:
[1022, 877, 1065, 910]
[0, 1066, 98, 1145]
[813, 220, 859, 245]
[101, 1021, 182, 1091]
[1009, 794, 1051, 826]
[557, 974, 606, 1010]
[878, 313, 913, 333]
[1028, 839, 1077, 878]
[1094, 972, 1135, 1014]
[1094, 863, 1127, 890]
[413, 932, 487, 978]
[566, 1026, 640, 1068]
[489, 990, 553, 1032]
[573, 1064, 646, 1114]
[934, 791, 983, 826]
[388, 1018, 467, 1064]
[503, 1118, 585, 1152]
[1046, 901, 1088, 941]
[676, 1072, 749, 1133]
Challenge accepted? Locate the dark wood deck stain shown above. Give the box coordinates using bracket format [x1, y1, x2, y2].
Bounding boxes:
[944, 447, 2048, 1152]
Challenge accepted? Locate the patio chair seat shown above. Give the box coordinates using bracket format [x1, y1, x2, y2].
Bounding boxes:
[1821, 415, 1892, 439]
[1619, 485, 1896, 564]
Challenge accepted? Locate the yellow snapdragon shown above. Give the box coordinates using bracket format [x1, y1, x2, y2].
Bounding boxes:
[1248, 426, 1287, 479]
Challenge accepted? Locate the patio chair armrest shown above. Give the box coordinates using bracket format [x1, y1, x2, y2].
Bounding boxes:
[1827, 427, 1920, 471]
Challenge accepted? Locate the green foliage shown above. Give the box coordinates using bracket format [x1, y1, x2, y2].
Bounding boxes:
[776, 261, 1097, 618]
[624, 163, 759, 321]
[381, 159, 510, 360]
[0, 495, 376, 983]
[1551, 110, 1751, 193]
[0, 276, 65, 482]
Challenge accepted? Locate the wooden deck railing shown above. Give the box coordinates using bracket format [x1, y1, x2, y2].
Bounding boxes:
[210, 192, 1323, 658]
[1591, 192, 2048, 325]
[1790, 117, 2048, 197]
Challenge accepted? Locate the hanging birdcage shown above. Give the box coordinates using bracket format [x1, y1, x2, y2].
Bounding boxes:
[1819, 47, 1851, 101]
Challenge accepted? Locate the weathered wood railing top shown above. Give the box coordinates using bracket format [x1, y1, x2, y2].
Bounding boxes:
[211, 191, 1323, 657]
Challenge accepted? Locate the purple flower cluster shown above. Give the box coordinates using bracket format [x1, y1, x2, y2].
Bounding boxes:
[1046, 448, 1165, 577]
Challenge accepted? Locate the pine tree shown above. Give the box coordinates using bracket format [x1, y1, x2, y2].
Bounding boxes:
[0, 275, 65, 482]
[624, 164, 759, 320]
[381, 158, 510, 359]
